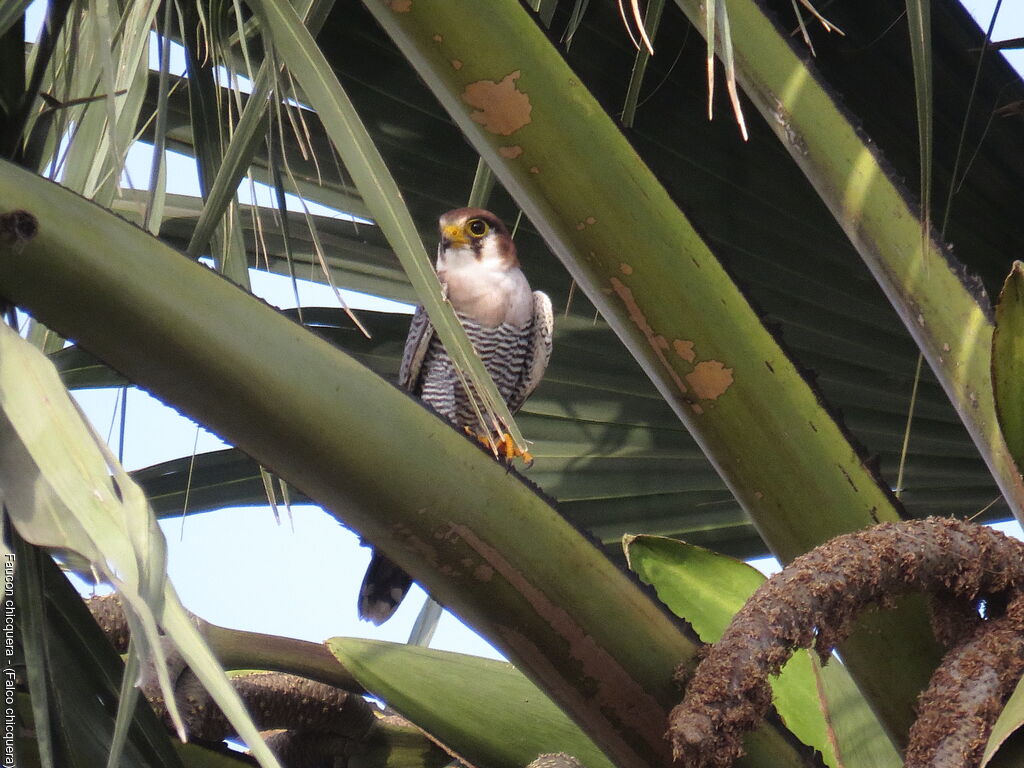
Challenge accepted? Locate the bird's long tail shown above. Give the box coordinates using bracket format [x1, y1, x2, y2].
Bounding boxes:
[358, 550, 414, 625]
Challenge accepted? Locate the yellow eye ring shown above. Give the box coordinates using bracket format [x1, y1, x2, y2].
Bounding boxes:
[466, 218, 489, 238]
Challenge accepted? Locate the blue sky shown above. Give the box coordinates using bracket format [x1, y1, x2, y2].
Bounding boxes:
[962, 1, 1024, 73]
[24, 0, 1024, 662]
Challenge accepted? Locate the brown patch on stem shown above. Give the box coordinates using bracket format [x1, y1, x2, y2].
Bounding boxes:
[685, 360, 734, 400]
[619, 262, 633, 275]
[609, 277, 687, 395]
[498, 625, 665, 764]
[498, 145, 523, 159]
[451, 524, 669, 756]
[673, 339, 696, 363]
[473, 564, 494, 582]
[389, 0, 412, 11]
[450, 59, 463, 70]
[462, 71, 532, 136]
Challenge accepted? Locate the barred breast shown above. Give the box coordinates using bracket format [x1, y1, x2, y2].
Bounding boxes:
[416, 315, 535, 432]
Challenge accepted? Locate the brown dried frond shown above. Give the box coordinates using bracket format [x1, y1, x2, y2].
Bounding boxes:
[86, 593, 130, 650]
[906, 594, 1024, 768]
[667, 518, 1024, 768]
[526, 753, 587, 768]
[162, 670, 375, 744]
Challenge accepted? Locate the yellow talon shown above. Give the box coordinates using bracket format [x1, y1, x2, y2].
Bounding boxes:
[463, 427, 533, 466]
[496, 432, 515, 460]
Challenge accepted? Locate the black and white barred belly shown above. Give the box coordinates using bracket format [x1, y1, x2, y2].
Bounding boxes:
[416, 315, 535, 432]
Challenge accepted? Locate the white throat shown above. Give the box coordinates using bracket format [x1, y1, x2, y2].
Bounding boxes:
[436, 240, 532, 328]
[436, 236, 505, 274]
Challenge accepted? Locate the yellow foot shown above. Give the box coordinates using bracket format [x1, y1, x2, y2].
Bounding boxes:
[463, 428, 534, 467]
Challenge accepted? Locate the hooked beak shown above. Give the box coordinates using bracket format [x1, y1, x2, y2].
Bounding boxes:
[440, 223, 469, 250]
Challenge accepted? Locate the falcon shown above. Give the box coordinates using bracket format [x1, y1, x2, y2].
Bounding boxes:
[358, 207, 553, 624]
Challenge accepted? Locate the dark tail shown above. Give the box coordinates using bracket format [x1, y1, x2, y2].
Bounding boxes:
[358, 549, 413, 625]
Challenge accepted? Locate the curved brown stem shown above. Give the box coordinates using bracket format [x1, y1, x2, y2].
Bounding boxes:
[667, 518, 1024, 768]
[85, 593, 364, 692]
[906, 594, 1024, 768]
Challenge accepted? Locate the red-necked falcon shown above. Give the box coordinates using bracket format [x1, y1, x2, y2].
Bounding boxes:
[358, 207, 554, 624]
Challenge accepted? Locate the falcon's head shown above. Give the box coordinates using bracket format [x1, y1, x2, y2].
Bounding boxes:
[436, 207, 519, 274]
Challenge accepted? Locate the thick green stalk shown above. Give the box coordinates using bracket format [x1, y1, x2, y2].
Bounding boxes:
[364, 0, 938, 741]
[363, 0, 899, 567]
[0, 164, 813, 768]
[669, 0, 1023, 515]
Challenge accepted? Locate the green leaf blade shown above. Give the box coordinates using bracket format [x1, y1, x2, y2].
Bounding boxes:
[993, 261, 1024, 471]
[328, 638, 614, 768]
[624, 533, 764, 642]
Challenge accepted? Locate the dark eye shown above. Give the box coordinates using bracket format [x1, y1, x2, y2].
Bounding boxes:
[467, 218, 489, 238]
